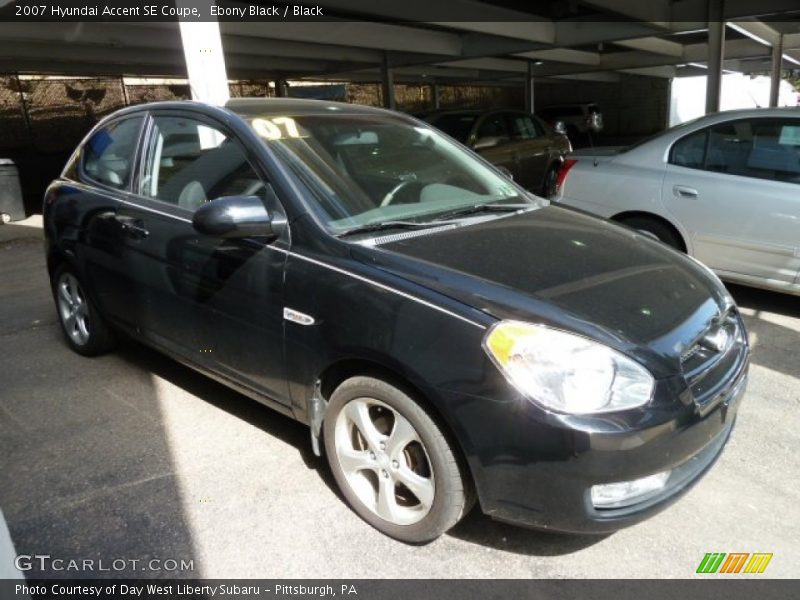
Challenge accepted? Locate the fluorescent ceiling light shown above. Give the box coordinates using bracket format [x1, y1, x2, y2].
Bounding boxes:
[727, 22, 771, 47]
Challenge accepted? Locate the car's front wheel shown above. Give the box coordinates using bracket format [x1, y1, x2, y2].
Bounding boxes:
[541, 163, 560, 197]
[52, 265, 115, 356]
[323, 376, 473, 543]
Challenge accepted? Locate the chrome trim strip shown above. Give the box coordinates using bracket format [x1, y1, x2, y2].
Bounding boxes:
[117, 197, 193, 223]
[65, 181, 193, 223]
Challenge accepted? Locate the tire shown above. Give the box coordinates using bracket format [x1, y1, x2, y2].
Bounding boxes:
[619, 216, 684, 251]
[540, 163, 559, 198]
[323, 376, 473, 543]
[51, 265, 116, 356]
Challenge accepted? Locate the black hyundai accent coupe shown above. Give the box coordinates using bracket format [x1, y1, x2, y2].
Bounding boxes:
[44, 99, 749, 543]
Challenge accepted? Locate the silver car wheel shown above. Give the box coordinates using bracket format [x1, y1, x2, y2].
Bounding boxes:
[334, 397, 435, 526]
[57, 273, 90, 346]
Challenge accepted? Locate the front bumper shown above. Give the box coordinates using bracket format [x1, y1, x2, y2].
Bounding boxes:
[430, 363, 747, 535]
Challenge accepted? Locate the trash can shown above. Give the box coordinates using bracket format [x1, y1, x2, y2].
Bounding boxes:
[0, 159, 25, 223]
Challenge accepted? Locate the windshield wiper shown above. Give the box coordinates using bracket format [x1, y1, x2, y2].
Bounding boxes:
[336, 220, 441, 238]
[428, 202, 533, 222]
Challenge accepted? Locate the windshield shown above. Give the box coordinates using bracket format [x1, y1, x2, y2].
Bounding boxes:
[247, 112, 535, 233]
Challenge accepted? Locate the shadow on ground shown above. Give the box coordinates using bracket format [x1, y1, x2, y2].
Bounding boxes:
[118, 338, 606, 557]
[448, 510, 608, 556]
[727, 283, 800, 319]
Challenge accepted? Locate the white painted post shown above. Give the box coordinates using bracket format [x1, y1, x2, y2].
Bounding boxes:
[177, 0, 229, 106]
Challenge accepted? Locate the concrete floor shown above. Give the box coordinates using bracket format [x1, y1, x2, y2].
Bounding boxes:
[1, 216, 798, 578]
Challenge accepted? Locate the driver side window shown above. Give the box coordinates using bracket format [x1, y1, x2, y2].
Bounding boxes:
[140, 115, 266, 210]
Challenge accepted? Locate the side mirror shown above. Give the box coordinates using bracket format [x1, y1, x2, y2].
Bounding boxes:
[192, 195, 283, 239]
[473, 136, 505, 151]
[553, 121, 567, 135]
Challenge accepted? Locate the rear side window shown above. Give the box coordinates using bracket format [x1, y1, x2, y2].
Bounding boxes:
[670, 129, 708, 169]
[82, 117, 143, 189]
[140, 115, 267, 210]
[508, 114, 540, 140]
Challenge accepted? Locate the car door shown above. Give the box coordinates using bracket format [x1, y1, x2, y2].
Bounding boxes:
[74, 114, 147, 324]
[661, 117, 800, 286]
[120, 110, 291, 404]
[505, 112, 551, 190]
[469, 112, 517, 178]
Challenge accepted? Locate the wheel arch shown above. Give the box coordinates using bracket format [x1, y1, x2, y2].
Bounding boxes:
[610, 210, 688, 253]
[315, 356, 478, 497]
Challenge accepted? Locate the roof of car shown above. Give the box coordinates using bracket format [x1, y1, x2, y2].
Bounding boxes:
[225, 97, 392, 118]
[695, 106, 800, 121]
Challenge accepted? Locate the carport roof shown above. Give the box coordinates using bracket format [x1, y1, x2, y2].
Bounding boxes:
[1, 1, 800, 85]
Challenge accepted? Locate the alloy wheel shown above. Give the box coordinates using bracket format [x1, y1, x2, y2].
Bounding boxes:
[334, 397, 435, 526]
[57, 273, 90, 346]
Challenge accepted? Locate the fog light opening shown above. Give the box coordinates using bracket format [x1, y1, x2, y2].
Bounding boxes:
[591, 471, 671, 509]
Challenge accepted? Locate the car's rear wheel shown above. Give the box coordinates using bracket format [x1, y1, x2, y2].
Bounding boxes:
[323, 376, 472, 543]
[52, 266, 115, 356]
[619, 216, 684, 252]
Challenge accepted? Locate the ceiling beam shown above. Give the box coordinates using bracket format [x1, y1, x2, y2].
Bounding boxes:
[437, 58, 529, 73]
[516, 48, 600, 65]
[430, 21, 555, 44]
[619, 65, 678, 78]
[615, 37, 684, 57]
[551, 72, 622, 83]
[531, 38, 769, 77]
[220, 21, 464, 56]
[579, 0, 672, 25]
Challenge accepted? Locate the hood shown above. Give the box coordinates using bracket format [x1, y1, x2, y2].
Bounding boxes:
[350, 206, 731, 377]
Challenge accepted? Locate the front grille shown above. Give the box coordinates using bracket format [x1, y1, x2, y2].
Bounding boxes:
[681, 309, 749, 414]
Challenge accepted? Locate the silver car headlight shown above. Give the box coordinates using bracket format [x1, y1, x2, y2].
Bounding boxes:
[483, 321, 654, 414]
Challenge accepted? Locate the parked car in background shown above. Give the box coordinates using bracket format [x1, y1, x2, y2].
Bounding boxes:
[45, 99, 746, 543]
[422, 109, 571, 195]
[538, 103, 604, 141]
[553, 107, 800, 296]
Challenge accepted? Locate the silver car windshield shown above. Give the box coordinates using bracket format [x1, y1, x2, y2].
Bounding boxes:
[248, 112, 538, 233]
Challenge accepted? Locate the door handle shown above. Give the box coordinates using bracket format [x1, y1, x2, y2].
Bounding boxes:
[673, 185, 699, 199]
[114, 215, 149, 240]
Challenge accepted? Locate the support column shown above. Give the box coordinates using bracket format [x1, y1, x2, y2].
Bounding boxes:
[432, 82, 440, 110]
[274, 79, 288, 97]
[524, 60, 535, 113]
[769, 34, 784, 107]
[381, 53, 396, 111]
[705, 0, 725, 114]
[14, 74, 33, 139]
[177, 1, 229, 106]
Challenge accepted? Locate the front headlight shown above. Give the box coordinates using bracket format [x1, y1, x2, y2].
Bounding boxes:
[483, 321, 654, 414]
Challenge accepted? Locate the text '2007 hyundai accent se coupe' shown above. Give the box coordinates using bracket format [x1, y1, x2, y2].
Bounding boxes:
[43, 98, 749, 543]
